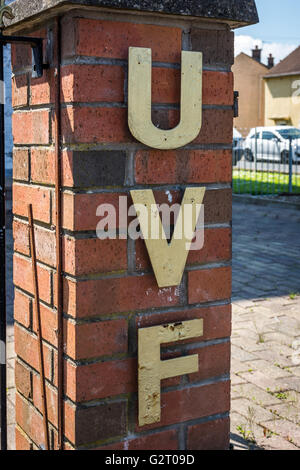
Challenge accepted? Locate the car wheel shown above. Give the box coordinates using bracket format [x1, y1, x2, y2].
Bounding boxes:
[244, 149, 254, 162]
[281, 150, 289, 164]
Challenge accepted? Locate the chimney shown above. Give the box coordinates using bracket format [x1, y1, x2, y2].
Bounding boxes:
[252, 45, 262, 63]
[268, 53, 275, 69]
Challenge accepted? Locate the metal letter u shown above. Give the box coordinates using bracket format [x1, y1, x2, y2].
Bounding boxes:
[128, 47, 203, 150]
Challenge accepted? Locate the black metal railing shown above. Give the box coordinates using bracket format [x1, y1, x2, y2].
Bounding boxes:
[233, 127, 300, 196]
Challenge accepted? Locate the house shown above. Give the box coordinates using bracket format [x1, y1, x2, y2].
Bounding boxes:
[264, 46, 300, 128]
[232, 47, 272, 137]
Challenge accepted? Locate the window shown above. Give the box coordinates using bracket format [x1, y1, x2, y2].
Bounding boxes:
[251, 132, 260, 139]
[277, 128, 300, 140]
[262, 132, 277, 140]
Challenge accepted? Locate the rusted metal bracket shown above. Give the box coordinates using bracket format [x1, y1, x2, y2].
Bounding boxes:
[28, 204, 50, 451]
[0, 32, 47, 78]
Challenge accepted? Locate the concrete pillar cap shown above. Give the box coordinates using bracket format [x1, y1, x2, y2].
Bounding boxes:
[4, 0, 258, 32]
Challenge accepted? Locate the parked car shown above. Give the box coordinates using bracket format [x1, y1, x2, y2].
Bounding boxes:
[243, 126, 300, 163]
[233, 128, 244, 165]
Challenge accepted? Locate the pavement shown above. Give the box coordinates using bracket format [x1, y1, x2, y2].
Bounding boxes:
[230, 201, 300, 450]
[6, 194, 15, 451]
[4, 199, 300, 450]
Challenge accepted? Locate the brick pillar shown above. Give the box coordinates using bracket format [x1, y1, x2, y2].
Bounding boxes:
[7, 0, 258, 451]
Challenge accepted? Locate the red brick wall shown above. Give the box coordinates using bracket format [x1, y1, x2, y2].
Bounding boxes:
[12, 12, 233, 450]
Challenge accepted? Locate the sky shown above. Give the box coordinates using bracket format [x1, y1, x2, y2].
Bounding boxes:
[235, 0, 300, 65]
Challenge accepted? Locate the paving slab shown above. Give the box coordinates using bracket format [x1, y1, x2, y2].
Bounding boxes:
[230, 411, 265, 450]
[231, 201, 300, 450]
[270, 402, 300, 425]
[259, 419, 300, 448]
[231, 383, 282, 406]
[231, 398, 276, 424]
[256, 435, 299, 450]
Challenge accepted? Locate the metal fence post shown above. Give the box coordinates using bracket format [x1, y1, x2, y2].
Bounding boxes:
[0, 40, 7, 452]
[255, 127, 258, 173]
[289, 137, 293, 194]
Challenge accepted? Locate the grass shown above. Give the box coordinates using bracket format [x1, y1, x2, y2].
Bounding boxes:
[274, 391, 289, 400]
[267, 387, 289, 401]
[233, 169, 300, 195]
[236, 425, 256, 444]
